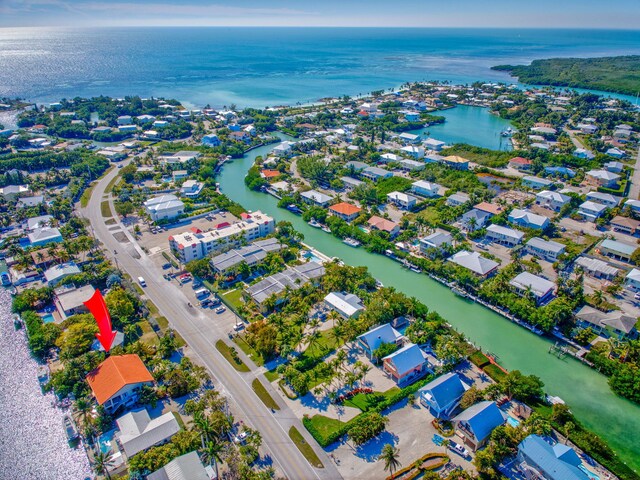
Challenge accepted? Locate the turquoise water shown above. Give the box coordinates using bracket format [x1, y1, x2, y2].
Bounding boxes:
[218, 127, 640, 471]
[579, 464, 600, 480]
[303, 251, 323, 264]
[98, 430, 116, 455]
[1, 28, 640, 106]
[41, 313, 55, 324]
[506, 415, 520, 427]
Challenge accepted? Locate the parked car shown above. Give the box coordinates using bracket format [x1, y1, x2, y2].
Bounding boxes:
[215, 306, 226, 314]
[233, 323, 245, 332]
[162, 263, 172, 270]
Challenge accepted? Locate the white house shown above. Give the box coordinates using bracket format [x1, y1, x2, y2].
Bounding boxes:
[508, 209, 550, 230]
[586, 169, 620, 188]
[585, 191, 620, 209]
[486, 224, 524, 247]
[424, 138, 446, 151]
[301, 190, 332, 207]
[180, 180, 204, 198]
[411, 180, 443, 198]
[401, 145, 425, 159]
[522, 176, 553, 190]
[324, 292, 365, 319]
[525, 237, 566, 261]
[387, 191, 417, 210]
[447, 250, 499, 277]
[144, 194, 185, 222]
[446, 192, 470, 207]
[509, 271, 555, 305]
[578, 201, 608, 222]
[116, 409, 180, 459]
[536, 190, 571, 212]
[419, 231, 453, 253]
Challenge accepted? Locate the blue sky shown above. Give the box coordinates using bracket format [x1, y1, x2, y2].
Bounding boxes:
[1, 0, 639, 28]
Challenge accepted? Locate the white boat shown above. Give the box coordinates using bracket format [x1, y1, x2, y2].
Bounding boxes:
[452, 287, 468, 298]
[375, 280, 384, 288]
[321, 226, 331, 233]
[409, 266, 422, 273]
[63, 415, 79, 443]
[342, 238, 361, 247]
[308, 218, 321, 228]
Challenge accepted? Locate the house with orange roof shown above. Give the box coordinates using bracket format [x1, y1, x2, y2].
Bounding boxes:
[260, 169, 281, 180]
[329, 202, 362, 222]
[86, 354, 154, 413]
[508, 156, 533, 171]
[367, 215, 400, 237]
[473, 202, 503, 216]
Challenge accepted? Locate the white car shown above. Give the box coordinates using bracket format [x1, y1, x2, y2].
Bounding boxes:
[233, 323, 245, 332]
[215, 306, 226, 314]
[234, 430, 249, 444]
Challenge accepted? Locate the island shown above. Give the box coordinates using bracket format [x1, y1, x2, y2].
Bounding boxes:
[492, 55, 640, 96]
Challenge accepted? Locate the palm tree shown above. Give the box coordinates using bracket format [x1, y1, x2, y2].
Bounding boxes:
[379, 443, 401, 479]
[563, 421, 575, 445]
[201, 439, 224, 479]
[193, 411, 216, 448]
[93, 449, 115, 480]
[74, 397, 93, 431]
[441, 438, 450, 456]
[306, 330, 322, 354]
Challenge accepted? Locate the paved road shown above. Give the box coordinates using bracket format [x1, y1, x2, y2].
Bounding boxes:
[82, 162, 341, 480]
[628, 146, 640, 200]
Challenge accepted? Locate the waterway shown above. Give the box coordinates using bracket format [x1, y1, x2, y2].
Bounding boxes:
[218, 107, 640, 472]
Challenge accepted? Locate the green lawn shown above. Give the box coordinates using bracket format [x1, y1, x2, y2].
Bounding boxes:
[483, 364, 507, 382]
[221, 288, 244, 310]
[105, 173, 121, 194]
[138, 320, 159, 346]
[215, 340, 250, 372]
[264, 369, 280, 383]
[306, 414, 345, 439]
[100, 201, 112, 218]
[288, 426, 324, 468]
[299, 329, 343, 364]
[251, 378, 280, 410]
[344, 387, 401, 412]
[233, 335, 265, 366]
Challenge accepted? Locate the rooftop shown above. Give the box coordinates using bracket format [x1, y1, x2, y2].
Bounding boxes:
[86, 354, 154, 405]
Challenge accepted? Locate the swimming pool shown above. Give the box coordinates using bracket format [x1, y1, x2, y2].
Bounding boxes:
[41, 314, 55, 324]
[578, 465, 600, 480]
[506, 415, 520, 427]
[303, 251, 323, 264]
[98, 430, 116, 455]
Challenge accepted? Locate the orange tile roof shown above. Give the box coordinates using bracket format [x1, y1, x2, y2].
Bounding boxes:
[86, 354, 154, 405]
[367, 215, 398, 232]
[474, 202, 503, 215]
[330, 202, 362, 216]
[260, 169, 281, 178]
[509, 156, 532, 165]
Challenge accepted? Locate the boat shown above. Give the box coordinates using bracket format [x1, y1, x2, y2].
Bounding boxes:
[37, 366, 49, 392]
[501, 127, 514, 137]
[342, 238, 361, 247]
[308, 218, 321, 228]
[452, 287, 468, 298]
[286, 204, 302, 214]
[409, 266, 422, 274]
[375, 280, 384, 288]
[321, 226, 331, 233]
[63, 415, 79, 444]
[13, 314, 22, 330]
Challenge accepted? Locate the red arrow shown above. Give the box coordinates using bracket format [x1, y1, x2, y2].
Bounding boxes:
[84, 289, 117, 352]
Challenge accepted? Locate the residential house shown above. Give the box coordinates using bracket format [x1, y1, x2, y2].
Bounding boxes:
[508, 209, 550, 230]
[610, 215, 640, 236]
[535, 190, 571, 212]
[578, 201, 608, 222]
[301, 190, 332, 207]
[25, 214, 54, 231]
[447, 250, 499, 277]
[574, 257, 619, 280]
[362, 166, 393, 182]
[202, 133, 221, 147]
[424, 138, 446, 151]
[574, 148, 595, 160]
[625, 199, 640, 215]
[341, 176, 364, 191]
[419, 231, 453, 254]
[54, 285, 95, 319]
[387, 191, 417, 210]
[144, 194, 185, 222]
[43, 262, 81, 286]
[508, 157, 533, 171]
[418, 373, 469, 419]
[509, 271, 555, 305]
[180, 180, 204, 198]
[329, 202, 362, 222]
[345, 161, 369, 173]
[357, 323, 403, 360]
[626, 268, 640, 291]
[516, 435, 590, 480]
[525, 238, 566, 262]
[486, 224, 524, 247]
[273, 142, 294, 157]
[210, 238, 283, 274]
[382, 344, 430, 387]
[575, 305, 638, 341]
[585, 169, 620, 188]
[172, 170, 188, 182]
[460, 209, 492, 231]
[599, 238, 636, 263]
[443, 155, 469, 170]
[116, 409, 180, 459]
[367, 216, 400, 237]
[522, 176, 553, 190]
[606, 148, 626, 159]
[545, 166, 576, 178]
[229, 131, 250, 143]
[147, 451, 214, 480]
[452, 401, 506, 451]
[245, 263, 325, 311]
[118, 125, 138, 133]
[400, 145, 425, 159]
[1, 184, 30, 200]
[399, 159, 425, 172]
[380, 153, 401, 164]
[446, 192, 470, 207]
[27, 227, 63, 247]
[117, 115, 132, 125]
[86, 354, 154, 413]
[604, 161, 624, 173]
[398, 132, 421, 144]
[17, 195, 45, 208]
[260, 169, 281, 180]
[324, 291, 365, 319]
[585, 191, 620, 209]
[411, 180, 443, 198]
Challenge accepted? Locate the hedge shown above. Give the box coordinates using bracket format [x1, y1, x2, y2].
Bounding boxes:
[483, 364, 507, 382]
[384, 452, 449, 480]
[468, 350, 491, 368]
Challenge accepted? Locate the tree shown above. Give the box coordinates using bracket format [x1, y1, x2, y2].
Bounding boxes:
[115, 200, 135, 217]
[379, 443, 401, 479]
[563, 421, 575, 444]
[460, 386, 484, 409]
[105, 287, 136, 325]
[202, 440, 224, 479]
[93, 449, 116, 480]
[499, 370, 544, 402]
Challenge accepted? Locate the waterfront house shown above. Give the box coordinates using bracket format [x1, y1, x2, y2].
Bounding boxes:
[535, 190, 571, 212]
[147, 451, 213, 480]
[446, 192, 470, 207]
[419, 231, 453, 254]
[599, 238, 636, 263]
[486, 224, 524, 247]
[382, 344, 430, 387]
[525, 238, 566, 262]
[399, 159, 425, 172]
[400, 145, 425, 159]
[578, 201, 607, 222]
[54, 285, 95, 319]
[460, 209, 492, 232]
[180, 180, 204, 198]
[362, 166, 393, 182]
[341, 176, 364, 192]
[245, 263, 325, 311]
[522, 176, 553, 190]
[418, 373, 469, 419]
[443, 155, 469, 170]
[516, 435, 590, 480]
[210, 238, 283, 274]
[116, 409, 180, 459]
[509, 271, 555, 305]
[357, 323, 403, 360]
[574, 305, 638, 341]
[447, 250, 499, 277]
[86, 354, 154, 414]
[301, 190, 332, 207]
[585, 191, 620, 209]
[574, 257, 619, 280]
[260, 169, 281, 180]
[324, 291, 365, 319]
[508, 209, 550, 230]
[387, 191, 417, 210]
[508, 157, 533, 171]
[329, 202, 362, 222]
[452, 401, 506, 451]
[367, 216, 400, 237]
[411, 180, 443, 198]
[202, 133, 221, 147]
[425, 138, 446, 151]
[144, 194, 185, 222]
[610, 215, 640, 236]
[398, 132, 421, 144]
[43, 262, 81, 286]
[27, 227, 63, 248]
[585, 169, 621, 188]
[273, 142, 294, 157]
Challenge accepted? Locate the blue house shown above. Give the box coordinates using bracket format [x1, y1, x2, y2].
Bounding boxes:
[517, 435, 590, 480]
[418, 373, 469, 419]
[202, 134, 221, 147]
[545, 166, 576, 178]
[26, 227, 63, 248]
[452, 401, 506, 451]
[357, 323, 403, 360]
[382, 343, 430, 386]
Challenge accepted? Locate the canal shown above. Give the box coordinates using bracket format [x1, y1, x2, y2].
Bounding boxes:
[218, 107, 640, 471]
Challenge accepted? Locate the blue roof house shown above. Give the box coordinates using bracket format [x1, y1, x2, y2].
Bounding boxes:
[357, 323, 403, 360]
[418, 372, 469, 419]
[452, 401, 506, 451]
[202, 134, 221, 147]
[517, 435, 590, 480]
[382, 343, 430, 386]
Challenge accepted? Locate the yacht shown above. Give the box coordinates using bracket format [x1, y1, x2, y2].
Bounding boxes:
[63, 415, 79, 444]
[342, 238, 361, 247]
[308, 218, 321, 228]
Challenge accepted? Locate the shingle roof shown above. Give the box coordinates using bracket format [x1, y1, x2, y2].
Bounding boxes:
[418, 373, 467, 411]
[86, 355, 154, 405]
[447, 250, 499, 276]
[383, 343, 427, 375]
[518, 435, 589, 480]
[357, 323, 402, 352]
[453, 401, 506, 443]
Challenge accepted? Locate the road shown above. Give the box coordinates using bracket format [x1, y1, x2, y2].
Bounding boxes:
[82, 161, 341, 480]
[628, 146, 640, 200]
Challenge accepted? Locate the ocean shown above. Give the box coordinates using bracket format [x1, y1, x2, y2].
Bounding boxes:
[1, 27, 640, 107]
